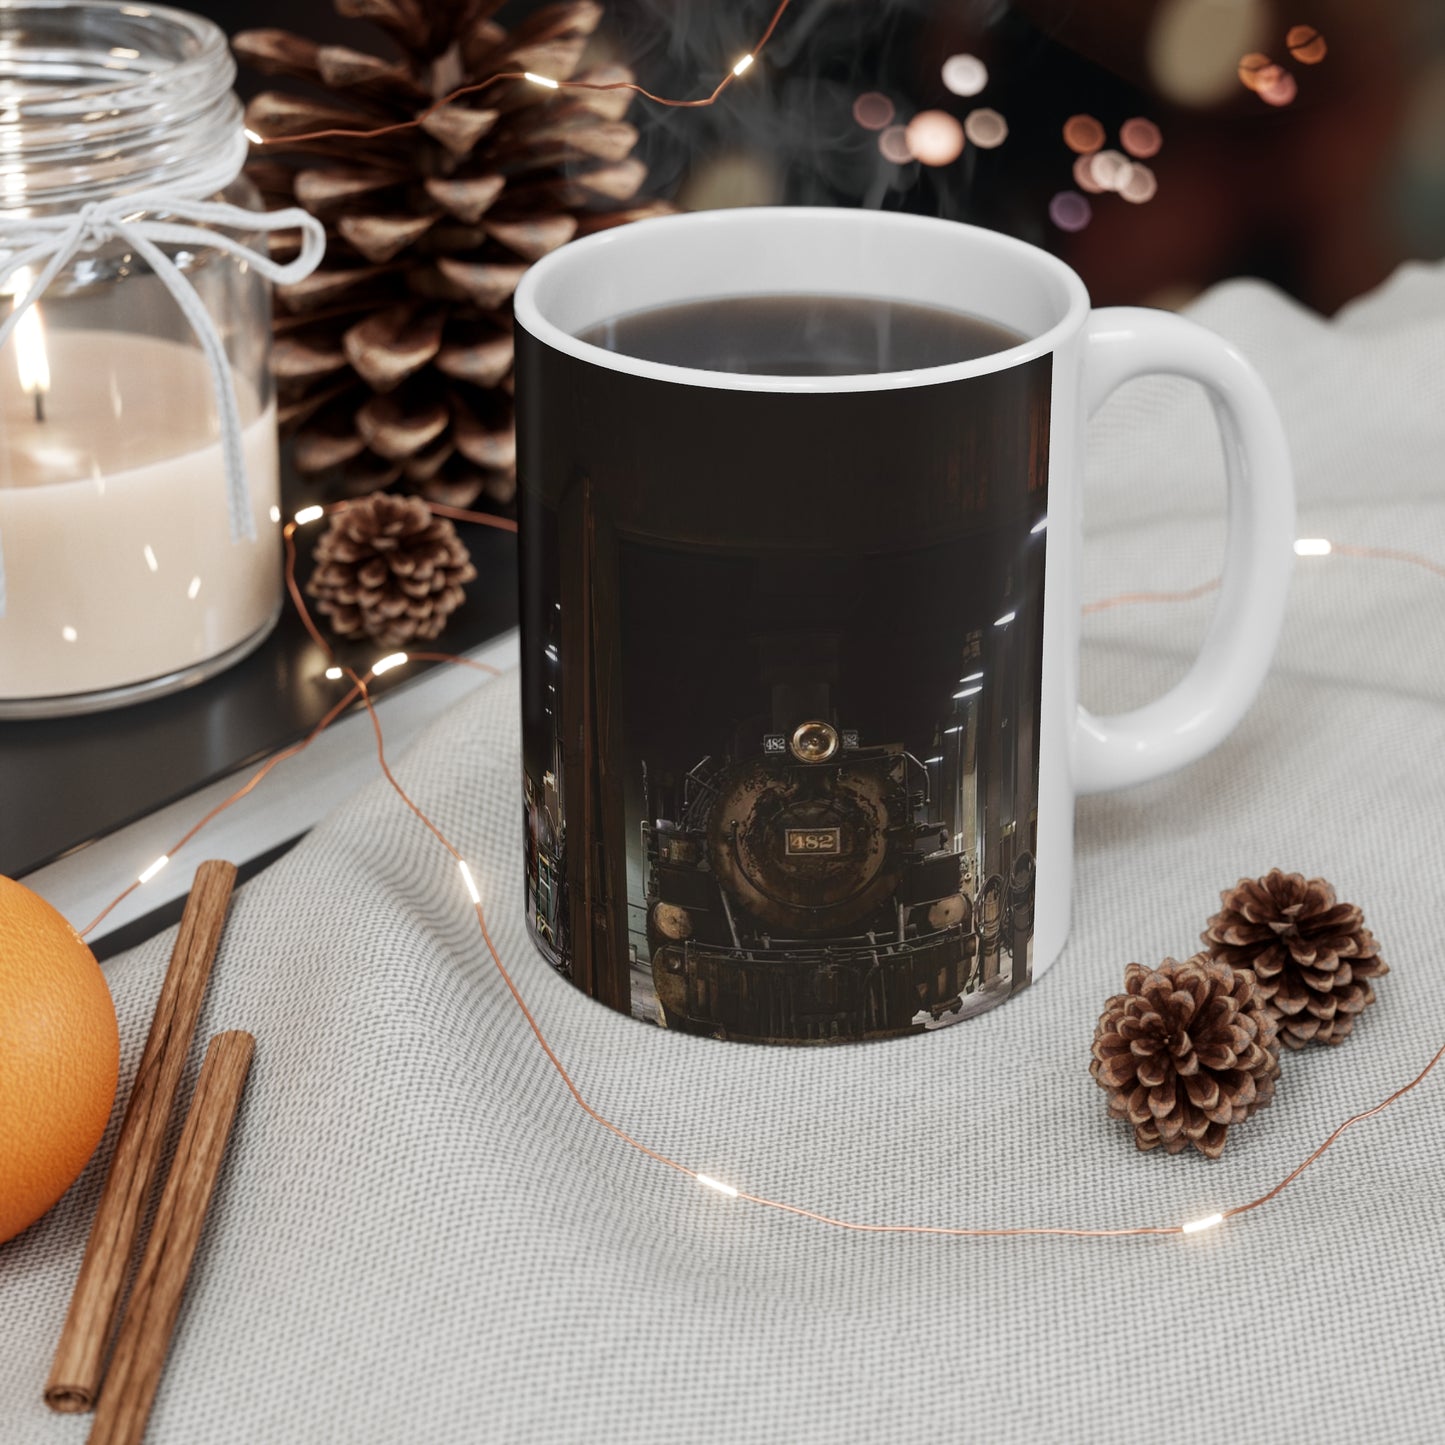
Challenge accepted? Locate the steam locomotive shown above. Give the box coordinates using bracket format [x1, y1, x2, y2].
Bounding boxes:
[644, 718, 978, 1043]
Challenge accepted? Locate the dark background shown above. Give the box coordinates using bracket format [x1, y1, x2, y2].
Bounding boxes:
[207, 0, 1445, 315]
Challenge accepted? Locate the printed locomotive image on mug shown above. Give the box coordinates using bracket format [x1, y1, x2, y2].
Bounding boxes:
[518, 345, 1049, 1044]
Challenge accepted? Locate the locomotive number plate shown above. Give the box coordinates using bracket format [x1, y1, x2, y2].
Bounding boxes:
[785, 827, 842, 856]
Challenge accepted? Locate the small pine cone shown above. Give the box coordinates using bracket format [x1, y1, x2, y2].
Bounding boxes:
[307, 493, 476, 647]
[1091, 956, 1281, 1159]
[1201, 870, 1389, 1050]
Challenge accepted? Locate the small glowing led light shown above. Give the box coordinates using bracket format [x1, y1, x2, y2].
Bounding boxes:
[545, 644, 559, 661]
[324, 665, 344, 680]
[294, 504, 325, 525]
[941, 53, 988, 98]
[905, 109, 965, 166]
[1031, 517, 1047, 535]
[1073, 154, 1105, 195]
[1287, 24, 1327, 65]
[994, 611, 1016, 626]
[1181, 1212, 1224, 1235]
[1119, 117, 1163, 159]
[372, 651, 409, 676]
[953, 685, 982, 699]
[732, 53, 754, 76]
[243, 127, 264, 145]
[961, 671, 984, 682]
[459, 859, 482, 904]
[1063, 114, 1106, 155]
[944, 725, 965, 735]
[269, 505, 282, 524]
[878, 125, 913, 164]
[1089, 149, 1132, 192]
[1049, 190, 1093, 233]
[1120, 163, 1159, 205]
[524, 71, 560, 89]
[963, 107, 1008, 149]
[61, 625, 78, 642]
[143, 543, 159, 572]
[925, 755, 944, 765]
[187, 575, 202, 600]
[696, 1174, 739, 1198]
[1237, 52, 1273, 92]
[852, 91, 895, 130]
[1295, 537, 1333, 556]
[1257, 67, 1297, 107]
[138, 854, 170, 885]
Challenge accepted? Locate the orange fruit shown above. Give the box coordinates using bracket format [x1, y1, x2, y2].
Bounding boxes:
[0, 876, 119, 1245]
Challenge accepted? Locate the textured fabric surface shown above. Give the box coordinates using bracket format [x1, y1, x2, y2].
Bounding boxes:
[4, 265, 1444, 1445]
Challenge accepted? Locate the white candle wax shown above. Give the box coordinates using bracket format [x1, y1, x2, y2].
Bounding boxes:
[0, 329, 281, 702]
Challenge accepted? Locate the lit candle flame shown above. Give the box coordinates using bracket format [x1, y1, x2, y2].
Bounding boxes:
[7, 267, 50, 421]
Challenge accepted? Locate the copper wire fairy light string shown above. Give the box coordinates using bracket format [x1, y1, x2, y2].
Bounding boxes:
[248, 0, 796, 148]
[77, 496, 1445, 1241]
[75, 510, 521, 937]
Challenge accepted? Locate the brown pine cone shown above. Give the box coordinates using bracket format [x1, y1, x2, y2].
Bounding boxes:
[235, 0, 669, 510]
[1201, 870, 1388, 1049]
[1091, 956, 1281, 1159]
[307, 494, 476, 647]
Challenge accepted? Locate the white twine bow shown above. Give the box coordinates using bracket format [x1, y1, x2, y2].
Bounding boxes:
[0, 189, 326, 617]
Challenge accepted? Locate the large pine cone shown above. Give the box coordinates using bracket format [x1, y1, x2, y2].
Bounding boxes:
[1201, 869, 1388, 1049]
[1091, 956, 1281, 1159]
[307, 493, 476, 646]
[235, 0, 668, 510]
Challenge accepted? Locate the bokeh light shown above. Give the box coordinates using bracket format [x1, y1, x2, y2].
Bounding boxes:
[941, 53, 988, 97]
[1287, 24, 1327, 64]
[906, 109, 966, 166]
[1073, 153, 1105, 194]
[1119, 118, 1163, 159]
[1237, 52, 1273, 91]
[1119, 164, 1159, 204]
[1088, 148, 1133, 192]
[1049, 191, 1093, 233]
[1149, 0, 1270, 107]
[878, 125, 913, 164]
[963, 107, 1008, 149]
[1258, 67, 1298, 106]
[852, 92, 895, 131]
[1063, 114, 1106, 155]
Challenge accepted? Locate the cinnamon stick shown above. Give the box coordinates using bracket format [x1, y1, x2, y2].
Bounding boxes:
[46, 860, 238, 1413]
[87, 1032, 255, 1445]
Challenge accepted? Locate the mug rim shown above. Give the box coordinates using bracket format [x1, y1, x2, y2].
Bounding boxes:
[514, 206, 1092, 394]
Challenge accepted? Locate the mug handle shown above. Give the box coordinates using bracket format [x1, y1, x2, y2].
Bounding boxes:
[1075, 307, 1295, 794]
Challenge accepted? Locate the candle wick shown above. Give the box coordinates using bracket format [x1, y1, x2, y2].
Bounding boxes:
[33, 390, 44, 423]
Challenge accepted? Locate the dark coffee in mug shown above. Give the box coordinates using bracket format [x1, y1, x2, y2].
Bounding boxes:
[577, 294, 1023, 376]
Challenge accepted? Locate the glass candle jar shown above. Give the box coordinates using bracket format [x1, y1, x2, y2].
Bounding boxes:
[0, 1, 290, 716]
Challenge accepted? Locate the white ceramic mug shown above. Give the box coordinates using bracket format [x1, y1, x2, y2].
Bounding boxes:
[513, 207, 1294, 1043]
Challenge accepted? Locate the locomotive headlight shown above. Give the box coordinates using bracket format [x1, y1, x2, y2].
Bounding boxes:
[928, 894, 969, 930]
[790, 720, 839, 764]
[653, 902, 693, 940]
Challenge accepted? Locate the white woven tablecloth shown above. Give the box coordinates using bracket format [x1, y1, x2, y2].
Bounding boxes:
[3, 263, 1444, 1445]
